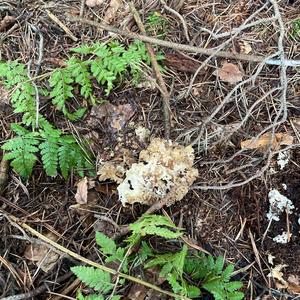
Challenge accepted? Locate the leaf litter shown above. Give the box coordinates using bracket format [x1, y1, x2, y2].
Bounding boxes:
[87, 103, 135, 132]
[214, 62, 244, 84]
[24, 232, 61, 272]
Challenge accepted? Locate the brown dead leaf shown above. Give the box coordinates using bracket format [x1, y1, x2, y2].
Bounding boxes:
[86, 0, 104, 7]
[111, 104, 134, 131]
[0, 16, 16, 32]
[241, 132, 293, 150]
[127, 283, 149, 300]
[214, 62, 244, 84]
[238, 40, 252, 54]
[75, 177, 88, 204]
[164, 53, 201, 73]
[268, 264, 287, 281]
[103, 0, 122, 24]
[24, 232, 60, 272]
[88, 103, 134, 132]
[287, 275, 300, 295]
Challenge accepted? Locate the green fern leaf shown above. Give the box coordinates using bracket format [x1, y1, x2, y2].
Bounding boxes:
[2, 124, 39, 178]
[67, 58, 93, 98]
[226, 281, 243, 292]
[39, 125, 61, 177]
[90, 59, 116, 95]
[221, 264, 234, 282]
[127, 214, 182, 245]
[49, 68, 74, 112]
[71, 266, 113, 293]
[95, 232, 117, 256]
[215, 256, 225, 275]
[58, 136, 75, 179]
[227, 291, 244, 300]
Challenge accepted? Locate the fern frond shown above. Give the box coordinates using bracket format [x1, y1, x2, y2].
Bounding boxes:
[39, 124, 61, 177]
[0, 61, 38, 127]
[77, 290, 104, 300]
[49, 68, 74, 112]
[58, 135, 94, 179]
[95, 232, 117, 256]
[127, 214, 182, 245]
[66, 58, 93, 98]
[71, 266, 113, 293]
[2, 124, 39, 178]
[90, 59, 116, 95]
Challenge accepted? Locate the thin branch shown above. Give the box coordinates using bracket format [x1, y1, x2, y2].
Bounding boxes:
[66, 14, 300, 67]
[129, 3, 171, 139]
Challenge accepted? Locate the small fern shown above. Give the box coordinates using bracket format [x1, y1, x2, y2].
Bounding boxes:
[184, 253, 244, 300]
[72, 214, 244, 300]
[49, 67, 86, 121]
[2, 123, 94, 179]
[39, 123, 61, 177]
[0, 61, 39, 127]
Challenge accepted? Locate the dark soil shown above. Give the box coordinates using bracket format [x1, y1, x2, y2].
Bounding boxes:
[1, 0, 300, 299]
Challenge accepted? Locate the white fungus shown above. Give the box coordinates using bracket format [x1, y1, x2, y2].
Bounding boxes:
[266, 189, 294, 221]
[117, 138, 198, 206]
[272, 232, 291, 244]
[277, 150, 289, 170]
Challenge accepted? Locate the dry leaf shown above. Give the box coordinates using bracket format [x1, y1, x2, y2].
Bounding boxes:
[214, 62, 244, 84]
[24, 232, 60, 272]
[111, 104, 135, 131]
[268, 264, 287, 280]
[86, 0, 104, 7]
[241, 132, 293, 150]
[287, 275, 300, 294]
[0, 16, 16, 32]
[238, 40, 252, 54]
[75, 177, 88, 204]
[103, 0, 122, 24]
[164, 53, 201, 73]
[127, 283, 149, 300]
[88, 103, 134, 132]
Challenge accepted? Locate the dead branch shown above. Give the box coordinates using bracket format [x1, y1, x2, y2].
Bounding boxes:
[66, 14, 300, 67]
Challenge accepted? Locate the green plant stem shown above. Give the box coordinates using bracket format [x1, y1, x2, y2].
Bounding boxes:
[1, 210, 192, 300]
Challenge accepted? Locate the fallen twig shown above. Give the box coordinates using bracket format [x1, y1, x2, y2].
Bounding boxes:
[1, 272, 73, 300]
[0, 157, 9, 196]
[129, 3, 171, 139]
[66, 14, 300, 67]
[47, 10, 78, 42]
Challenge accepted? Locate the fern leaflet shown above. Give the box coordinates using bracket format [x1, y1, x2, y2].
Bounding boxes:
[2, 124, 39, 178]
[39, 124, 61, 177]
[71, 266, 113, 293]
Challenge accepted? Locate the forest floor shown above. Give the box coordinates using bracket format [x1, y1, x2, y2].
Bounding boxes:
[1, 0, 300, 299]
